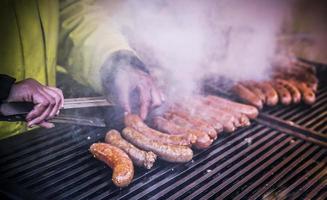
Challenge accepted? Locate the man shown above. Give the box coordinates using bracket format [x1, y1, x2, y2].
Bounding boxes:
[0, 0, 163, 139]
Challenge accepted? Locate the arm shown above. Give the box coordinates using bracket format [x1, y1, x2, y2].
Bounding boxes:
[58, 0, 164, 119]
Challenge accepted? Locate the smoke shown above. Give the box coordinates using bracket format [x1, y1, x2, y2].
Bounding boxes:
[107, 0, 292, 101]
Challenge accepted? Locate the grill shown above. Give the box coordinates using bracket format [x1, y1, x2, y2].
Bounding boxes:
[0, 63, 326, 200]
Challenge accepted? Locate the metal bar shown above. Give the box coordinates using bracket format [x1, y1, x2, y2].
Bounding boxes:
[219, 143, 309, 199]
[50, 115, 106, 127]
[292, 169, 327, 199]
[177, 132, 285, 200]
[0, 127, 85, 174]
[277, 157, 327, 199]
[209, 139, 303, 199]
[256, 114, 327, 148]
[285, 96, 327, 122]
[0, 125, 73, 165]
[250, 147, 324, 199]
[118, 125, 267, 200]
[193, 136, 292, 200]
[63, 97, 113, 109]
[139, 127, 270, 200]
[144, 127, 272, 200]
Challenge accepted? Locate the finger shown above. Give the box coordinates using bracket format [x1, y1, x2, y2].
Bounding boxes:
[26, 103, 47, 122]
[150, 87, 162, 108]
[27, 89, 54, 125]
[27, 105, 52, 127]
[138, 85, 151, 120]
[159, 90, 166, 102]
[26, 89, 53, 121]
[45, 87, 62, 118]
[38, 121, 55, 129]
[117, 84, 131, 113]
[49, 87, 64, 108]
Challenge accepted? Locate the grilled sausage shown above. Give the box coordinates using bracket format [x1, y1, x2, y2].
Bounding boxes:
[241, 81, 266, 104]
[169, 105, 223, 134]
[205, 95, 259, 119]
[90, 143, 134, 187]
[276, 79, 301, 104]
[122, 127, 193, 163]
[173, 104, 236, 133]
[290, 80, 316, 105]
[198, 96, 251, 127]
[232, 83, 263, 109]
[153, 116, 212, 149]
[105, 130, 157, 169]
[164, 112, 218, 140]
[124, 114, 195, 146]
[271, 81, 292, 105]
[256, 82, 279, 106]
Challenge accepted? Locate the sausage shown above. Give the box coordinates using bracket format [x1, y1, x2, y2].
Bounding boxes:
[193, 97, 246, 129]
[164, 112, 218, 140]
[232, 83, 263, 109]
[271, 81, 292, 105]
[169, 105, 223, 134]
[124, 114, 195, 146]
[198, 96, 251, 127]
[105, 130, 157, 169]
[173, 103, 236, 133]
[255, 82, 279, 106]
[153, 116, 212, 149]
[241, 81, 266, 104]
[122, 127, 193, 163]
[205, 95, 259, 119]
[90, 143, 134, 187]
[290, 80, 316, 105]
[276, 79, 302, 104]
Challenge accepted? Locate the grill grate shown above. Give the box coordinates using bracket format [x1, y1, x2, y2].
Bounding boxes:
[0, 122, 326, 199]
[1, 65, 326, 199]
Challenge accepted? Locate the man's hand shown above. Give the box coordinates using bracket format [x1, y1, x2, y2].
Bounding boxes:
[6, 78, 64, 128]
[103, 66, 164, 120]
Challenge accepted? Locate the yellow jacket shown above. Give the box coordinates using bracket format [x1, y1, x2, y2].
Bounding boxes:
[0, 0, 135, 139]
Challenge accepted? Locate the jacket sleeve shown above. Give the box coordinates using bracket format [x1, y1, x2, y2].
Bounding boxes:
[58, 0, 138, 93]
[0, 74, 15, 102]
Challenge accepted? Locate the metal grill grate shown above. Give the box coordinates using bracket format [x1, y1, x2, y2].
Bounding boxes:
[0, 122, 326, 199]
[264, 86, 327, 134]
[0, 65, 326, 199]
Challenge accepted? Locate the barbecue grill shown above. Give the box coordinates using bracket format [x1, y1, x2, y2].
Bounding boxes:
[0, 61, 326, 200]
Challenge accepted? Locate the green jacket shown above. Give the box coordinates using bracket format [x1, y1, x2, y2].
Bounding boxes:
[0, 0, 135, 139]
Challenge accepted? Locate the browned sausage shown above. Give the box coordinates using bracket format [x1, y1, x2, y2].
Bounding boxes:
[198, 96, 251, 127]
[153, 116, 212, 149]
[124, 114, 195, 146]
[173, 103, 237, 133]
[241, 81, 266, 104]
[255, 82, 279, 106]
[232, 83, 263, 109]
[105, 130, 157, 169]
[164, 112, 218, 140]
[276, 79, 302, 104]
[186, 98, 244, 130]
[90, 143, 134, 187]
[122, 127, 193, 163]
[290, 80, 316, 105]
[169, 105, 223, 134]
[271, 81, 292, 105]
[205, 95, 259, 119]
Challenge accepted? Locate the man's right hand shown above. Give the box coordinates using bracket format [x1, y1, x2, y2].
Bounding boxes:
[6, 78, 64, 128]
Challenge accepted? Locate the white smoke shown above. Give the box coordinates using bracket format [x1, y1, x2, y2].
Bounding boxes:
[107, 0, 292, 101]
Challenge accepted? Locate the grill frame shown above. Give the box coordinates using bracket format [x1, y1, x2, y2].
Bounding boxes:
[0, 62, 326, 200]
